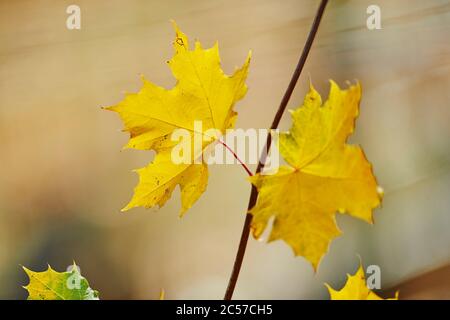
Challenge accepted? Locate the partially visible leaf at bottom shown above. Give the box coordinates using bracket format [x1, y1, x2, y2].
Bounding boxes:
[326, 263, 399, 300]
[23, 263, 99, 300]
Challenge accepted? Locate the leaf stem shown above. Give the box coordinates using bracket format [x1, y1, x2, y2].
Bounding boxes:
[218, 139, 253, 177]
[223, 0, 329, 300]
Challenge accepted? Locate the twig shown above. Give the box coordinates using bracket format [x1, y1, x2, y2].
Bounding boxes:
[224, 0, 329, 300]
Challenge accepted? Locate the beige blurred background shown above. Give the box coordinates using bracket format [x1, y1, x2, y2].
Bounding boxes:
[0, 0, 449, 299]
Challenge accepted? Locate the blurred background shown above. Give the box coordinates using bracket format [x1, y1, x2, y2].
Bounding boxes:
[0, 0, 449, 299]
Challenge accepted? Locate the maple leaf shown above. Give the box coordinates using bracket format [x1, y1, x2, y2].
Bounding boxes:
[326, 263, 399, 300]
[23, 263, 99, 300]
[106, 22, 251, 214]
[249, 81, 382, 270]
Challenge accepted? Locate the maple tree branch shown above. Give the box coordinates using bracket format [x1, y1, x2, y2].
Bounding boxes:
[218, 139, 253, 177]
[224, 0, 329, 300]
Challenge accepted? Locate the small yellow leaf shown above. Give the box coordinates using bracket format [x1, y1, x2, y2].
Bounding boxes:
[23, 263, 99, 300]
[249, 81, 382, 270]
[106, 22, 251, 214]
[326, 263, 399, 300]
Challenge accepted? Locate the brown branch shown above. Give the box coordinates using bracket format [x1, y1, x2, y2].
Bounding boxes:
[224, 0, 329, 300]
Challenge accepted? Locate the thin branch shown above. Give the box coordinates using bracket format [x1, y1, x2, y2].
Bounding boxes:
[224, 0, 329, 300]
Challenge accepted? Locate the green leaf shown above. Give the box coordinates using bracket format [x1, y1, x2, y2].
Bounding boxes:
[23, 262, 99, 300]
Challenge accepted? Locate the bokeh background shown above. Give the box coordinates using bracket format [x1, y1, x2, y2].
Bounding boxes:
[0, 0, 449, 299]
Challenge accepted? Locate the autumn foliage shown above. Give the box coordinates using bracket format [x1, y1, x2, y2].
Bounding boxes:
[23, 20, 396, 300]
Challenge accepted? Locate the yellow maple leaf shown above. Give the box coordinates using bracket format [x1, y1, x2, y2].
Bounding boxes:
[249, 81, 382, 270]
[23, 263, 99, 300]
[326, 263, 399, 300]
[106, 22, 251, 214]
